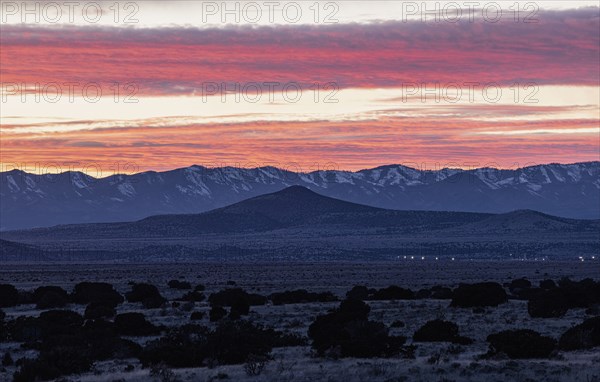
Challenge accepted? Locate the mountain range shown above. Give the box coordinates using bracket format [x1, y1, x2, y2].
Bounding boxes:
[2, 186, 598, 262]
[1, 162, 598, 231]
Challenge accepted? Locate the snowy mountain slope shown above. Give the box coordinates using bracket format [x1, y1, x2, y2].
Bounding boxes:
[1, 162, 598, 230]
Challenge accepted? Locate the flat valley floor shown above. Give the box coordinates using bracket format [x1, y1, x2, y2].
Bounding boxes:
[1, 261, 599, 382]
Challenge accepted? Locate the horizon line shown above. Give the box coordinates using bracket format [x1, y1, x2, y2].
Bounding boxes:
[1, 160, 598, 179]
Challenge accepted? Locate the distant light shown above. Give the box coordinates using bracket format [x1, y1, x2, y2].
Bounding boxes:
[592, 256, 596, 260]
[403, 256, 407, 259]
[421, 256, 425, 260]
[410, 256, 414, 260]
[451, 257, 455, 261]
[435, 257, 439, 261]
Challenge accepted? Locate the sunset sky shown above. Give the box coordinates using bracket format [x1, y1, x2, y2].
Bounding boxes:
[1, 1, 599, 175]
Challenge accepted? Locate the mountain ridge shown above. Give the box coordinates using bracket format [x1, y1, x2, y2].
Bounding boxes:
[2, 161, 599, 230]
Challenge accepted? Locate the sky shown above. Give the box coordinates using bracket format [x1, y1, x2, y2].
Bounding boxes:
[1, 1, 599, 175]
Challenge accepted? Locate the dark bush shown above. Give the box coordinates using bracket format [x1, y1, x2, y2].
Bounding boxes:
[39, 310, 84, 337]
[168, 280, 192, 290]
[308, 299, 406, 358]
[210, 306, 227, 322]
[33, 286, 69, 302]
[528, 289, 570, 318]
[586, 304, 600, 316]
[0, 284, 19, 307]
[390, 320, 405, 328]
[3, 351, 13, 366]
[413, 319, 471, 344]
[140, 321, 284, 367]
[114, 313, 160, 336]
[6, 316, 43, 342]
[36, 291, 69, 310]
[81, 319, 141, 360]
[269, 289, 337, 305]
[178, 291, 205, 302]
[209, 288, 267, 307]
[84, 302, 116, 320]
[229, 298, 250, 319]
[139, 324, 209, 368]
[0, 309, 5, 321]
[205, 320, 282, 365]
[559, 316, 600, 351]
[528, 279, 600, 318]
[194, 284, 206, 292]
[509, 278, 532, 291]
[487, 329, 556, 359]
[371, 286, 414, 300]
[413, 319, 458, 342]
[72, 282, 124, 306]
[125, 283, 166, 309]
[451, 282, 507, 308]
[13, 347, 93, 382]
[539, 279, 557, 289]
[17, 291, 34, 305]
[430, 286, 453, 299]
[190, 311, 204, 321]
[415, 289, 431, 299]
[346, 285, 369, 301]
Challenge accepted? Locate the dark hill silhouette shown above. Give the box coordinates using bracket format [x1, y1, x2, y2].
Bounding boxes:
[1, 186, 599, 261]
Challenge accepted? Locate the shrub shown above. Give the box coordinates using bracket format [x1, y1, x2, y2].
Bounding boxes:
[114, 313, 160, 336]
[539, 279, 557, 289]
[559, 316, 600, 351]
[346, 285, 369, 301]
[269, 289, 337, 305]
[139, 324, 209, 368]
[126, 283, 166, 309]
[371, 286, 414, 301]
[430, 286, 453, 299]
[39, 310, 84, 337]
[2, 351, 13, 366]
[308, 299, 406, 358]
[178, 291, 205, 303]
[33, 286, 69, 303]
[168, 280, 192, 290]
[194, 284, 206, 292]
[210, 306, 227, 322]
[451, 282, 507, 308]
[84, 302, 116, 320]
[13, 347, 93, 382]
[140, 321, 281, 368]
[509, 278, 532, 291]
[528, 289, 570, 318]
[415, 289, 432, 299]
[209, 288, 267, 307]
[390, 320, 405, 328]
[528, 279, 600, 318]
[190, 312, 204, 321]
[205, 321, 276, 365]
[72, 282, 124, 306]
[0, 284, 19, 307]
[412, 319, 473, 344]
[36, 291, 69, 310]
[230, 298, 250, 318]
[413, 320, 458, 342]
[486, 329, 556, 359]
